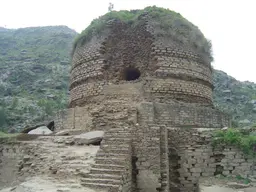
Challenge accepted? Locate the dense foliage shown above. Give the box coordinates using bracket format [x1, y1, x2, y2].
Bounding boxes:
[0, 26, 77, 131]
[213, 70, 256, 127]
[73, 6, 213, 61]
[212, 128, 256, 157]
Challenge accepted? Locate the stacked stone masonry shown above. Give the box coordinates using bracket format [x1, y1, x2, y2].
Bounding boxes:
[69, 13, 214, 107]
[167, 128, 256, 192]
[51, 12, 254, 192]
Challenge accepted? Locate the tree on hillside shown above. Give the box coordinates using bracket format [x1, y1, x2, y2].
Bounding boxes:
[108, 2, 114, 12]
[0, 107, 7, 130]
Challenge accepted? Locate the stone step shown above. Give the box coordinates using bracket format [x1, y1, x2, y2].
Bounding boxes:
[77, 169, 91, 177]
[101, 141, 131, 145]
[104, 133, 131, 137]
[105, 132, 131, 135]
[81, 178, 121, 185]
[95, 156, 126, 163]
[90, 168, 124, 175]
[91, 163, 125, 170]
[104, 133, 131, 136]
[100, 148, 130, 154]
[107, 129, 131, 133]
[96, 152, 127, 158]
[68, 164, 90, 169]
[81, 182, 119, 190]
[82, 173, 122, 180]
[94, 158, 127, 165]
[61, 160, 89, 165]
[101, 142, 131, 147]
[101, 144, 130, 148]
[103, 137, 131, 141]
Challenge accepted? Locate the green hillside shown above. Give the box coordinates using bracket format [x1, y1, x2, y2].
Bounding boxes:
[0, 26, 77, 131]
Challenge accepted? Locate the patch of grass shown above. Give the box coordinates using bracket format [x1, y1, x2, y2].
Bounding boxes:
[212, 128, 256, 157]
[72, 10, 139, 53]
[0, 131, 40, 142]
[72, 6, 213, 62]
[216, 174, 251, 184]
[0, 131, 18, 138]
[0, 131, 18, 144]
[235, 174, 251, 184]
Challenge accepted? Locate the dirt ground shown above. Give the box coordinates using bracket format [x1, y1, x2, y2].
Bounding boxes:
[199, 176, 256, 192]
[200, 185, 256, 192]
[0, 176, 104, 192]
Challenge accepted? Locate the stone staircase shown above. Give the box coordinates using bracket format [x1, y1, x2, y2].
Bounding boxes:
[81, 127, 132, 191]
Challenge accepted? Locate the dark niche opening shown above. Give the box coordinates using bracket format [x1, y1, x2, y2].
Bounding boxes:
[214, 165, 224, 176]
[123, 68, 141, 81]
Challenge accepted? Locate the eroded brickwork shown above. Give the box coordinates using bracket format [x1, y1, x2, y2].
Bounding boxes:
[69, 13, 213, 107]
[53, 11, 238, 192]
[167, 128, 256, 192]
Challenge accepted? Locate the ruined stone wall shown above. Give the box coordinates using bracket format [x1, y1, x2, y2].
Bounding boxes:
[54, 108, 73, 130]
[132, 124, 161, 192]
[167, 128, 256, 192]
[56, 82, 144, 131]
[0, 143, 23, 188]
[139, 102, 229, 128]
[155, 102, 229, 128]
[54, 107, 92, 131]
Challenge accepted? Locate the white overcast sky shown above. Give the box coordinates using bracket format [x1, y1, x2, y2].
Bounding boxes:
[0, 0, 255, 82]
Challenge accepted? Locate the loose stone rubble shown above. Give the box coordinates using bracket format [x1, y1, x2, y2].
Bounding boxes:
[0, 135, 100, 191]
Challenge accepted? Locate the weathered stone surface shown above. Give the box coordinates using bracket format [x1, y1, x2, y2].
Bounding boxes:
[21, 124, 45, 133]
[227, 182, 251, 189]
[244, 188, 256, 192]
[55, 130, 70, 136]
[28, 126, 52, 135]
[74, 131, 104, 145]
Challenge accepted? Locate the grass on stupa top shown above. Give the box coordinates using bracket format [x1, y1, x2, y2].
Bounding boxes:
[72, 6, 213, 62]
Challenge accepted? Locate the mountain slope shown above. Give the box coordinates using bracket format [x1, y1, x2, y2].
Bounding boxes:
[213, 70, 256, 126]
[0, 26, 77, 130]
[0, 25, 255, 131]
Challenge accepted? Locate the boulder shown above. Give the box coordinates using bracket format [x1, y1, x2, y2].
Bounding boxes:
[28, 126, 52, 135]
[21, 124, 45, 133]
[74, 131, 104, 145]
